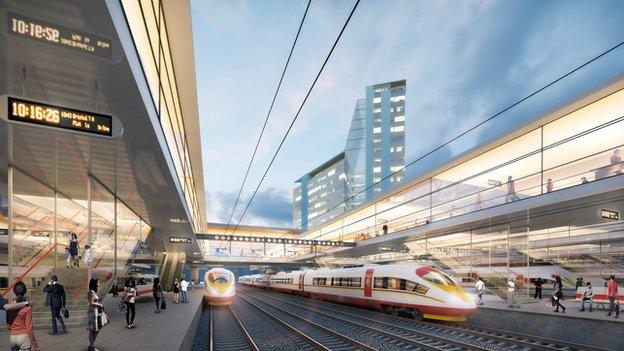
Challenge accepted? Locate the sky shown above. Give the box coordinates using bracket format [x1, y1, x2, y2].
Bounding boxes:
[191, 0, 624, 229]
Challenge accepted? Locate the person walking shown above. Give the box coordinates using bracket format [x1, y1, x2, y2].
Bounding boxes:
[69, 232, 79, 268]
[86, 277, 104, 351]
[475, 277, 485, 306]
[173, 279, 180, 303]
[43, 275, 67, 335]
[191, 279, 196, 291]
[123, 281, 137, 328]
[553, 276, 566, 313]
[507, 278, 516, 308]
[153, 277, 163, 313]
[83, 245, 92, 268]
[607, 275, 619, 318]
[64, 247, 71, 269]
[6, 282, 40, 351]
[580, 282, 594, 312]
[534, 277, 543, 299]
[506, 176, 518, 203]
[180, 278, 189, 303]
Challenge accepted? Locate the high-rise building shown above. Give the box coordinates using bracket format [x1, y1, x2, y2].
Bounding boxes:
[294, 80, 406, 230]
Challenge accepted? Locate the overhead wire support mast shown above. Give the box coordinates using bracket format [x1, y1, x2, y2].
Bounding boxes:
[229, 0, 361, 236]
[217, 0, 312, 253]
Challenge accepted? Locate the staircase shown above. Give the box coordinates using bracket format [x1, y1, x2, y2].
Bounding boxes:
[27, 268, 90, 330]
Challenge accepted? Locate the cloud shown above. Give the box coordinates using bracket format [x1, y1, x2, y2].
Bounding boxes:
[206, 187, 292, 227]
[195, 0, 624, 227]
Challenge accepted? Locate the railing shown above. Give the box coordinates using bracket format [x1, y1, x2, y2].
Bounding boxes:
[298, 117, 624, 256]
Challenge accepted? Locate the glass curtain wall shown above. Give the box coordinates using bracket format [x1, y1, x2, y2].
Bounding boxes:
[0, 167, 151, 299]
[297, 87, 624, 256]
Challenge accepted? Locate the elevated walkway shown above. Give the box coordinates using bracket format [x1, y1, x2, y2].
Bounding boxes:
[0, 289, 203, 350]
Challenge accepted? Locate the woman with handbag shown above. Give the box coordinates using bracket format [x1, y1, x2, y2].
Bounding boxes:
[124, 282, 137, 328]
[152, 277, 163, 313]
[86, 277, 104, 351]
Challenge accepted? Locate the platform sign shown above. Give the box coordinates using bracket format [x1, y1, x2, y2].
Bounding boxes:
[379, 246, 395, 252]
[601, 209, 620, 221]
[7, 97, 112, 136]
[488, 179, 502, 187]
[8, 12, 112, 58]
[169, 237, 192, 244]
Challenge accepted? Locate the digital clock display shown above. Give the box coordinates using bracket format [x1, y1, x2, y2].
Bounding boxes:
[8, 12, 112, 58]
[7, 97, 112, 136]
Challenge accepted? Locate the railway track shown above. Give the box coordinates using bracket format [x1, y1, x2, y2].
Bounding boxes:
[238, 288, 489, 351]
[192, 304, 258, 351]
[239, 286, 612, 351]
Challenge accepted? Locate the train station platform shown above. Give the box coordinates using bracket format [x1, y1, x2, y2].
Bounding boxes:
[0, 289, 204, 351]
[467, 298, 623, 350]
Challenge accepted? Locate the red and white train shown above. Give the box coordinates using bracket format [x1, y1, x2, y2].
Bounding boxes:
[239, 263, 476, 321]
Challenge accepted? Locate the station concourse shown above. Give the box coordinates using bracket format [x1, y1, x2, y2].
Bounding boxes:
[1, 0, 624, 350]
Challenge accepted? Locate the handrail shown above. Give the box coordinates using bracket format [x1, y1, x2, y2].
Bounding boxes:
[70, 222, 139, 298]
[305, 118, 624, 242]
[304, 144, 624, 256]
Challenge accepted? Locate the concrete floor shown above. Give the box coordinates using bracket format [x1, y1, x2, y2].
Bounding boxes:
[0, 289, 203, 351]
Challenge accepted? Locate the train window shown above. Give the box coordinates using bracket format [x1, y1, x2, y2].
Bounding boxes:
[421, 271, 456, 286]
[373, 276, 429, 294]
[349, 277, 362, 287]
[406, 280, 429, 294]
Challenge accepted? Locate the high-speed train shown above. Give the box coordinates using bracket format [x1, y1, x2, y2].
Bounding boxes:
[239, 264, 475, 321]
[204, 267, 236, 305]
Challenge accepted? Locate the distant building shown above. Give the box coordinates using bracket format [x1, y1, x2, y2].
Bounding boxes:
[294, 80, 406, 230]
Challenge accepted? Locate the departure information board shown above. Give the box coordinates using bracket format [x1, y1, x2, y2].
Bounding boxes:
[8, 12, 112, 58]
[7, 97, 112, 136]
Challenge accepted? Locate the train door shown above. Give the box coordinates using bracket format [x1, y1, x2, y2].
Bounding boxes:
[299, 272, 305, 292]
[364, 269, 374, 297]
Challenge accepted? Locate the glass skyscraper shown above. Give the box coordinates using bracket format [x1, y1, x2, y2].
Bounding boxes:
[294, 80, 406, 230]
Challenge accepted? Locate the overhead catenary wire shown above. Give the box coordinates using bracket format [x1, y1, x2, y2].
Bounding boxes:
[228, 0, 362, 237]
[217, 0, 312, 253]
[289, 38, 624, 234]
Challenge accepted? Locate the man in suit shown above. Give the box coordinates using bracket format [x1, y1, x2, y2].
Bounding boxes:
[43, 275, 67, 334]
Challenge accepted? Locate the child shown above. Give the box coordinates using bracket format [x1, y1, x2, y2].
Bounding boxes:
[83, 245, 92, 267]
[64, 247, 71, 269]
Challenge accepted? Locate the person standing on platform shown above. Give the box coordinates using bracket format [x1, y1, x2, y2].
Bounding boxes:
[507, 278, 515, 308]
[475, 277, 485, 305]
[553, 276, 566, 313]
[6, 282, 40, 351]
[152, 277, 163, 313]
[69, 232, 79, 268]
[124, 281, 137, 328]
[534, 277, 543, 299]
[173, 279, 180, 303]
[191, 279, 196, 291]
[607, 275, 619, 318]
[43, 275, 67, 335]
[180, 278, 189, 303]
[86, 277, 104, 351]
[580, 282, 593, 312]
